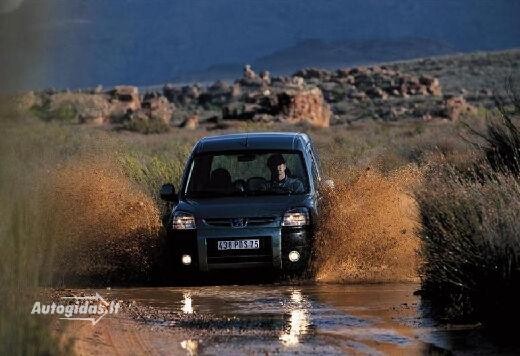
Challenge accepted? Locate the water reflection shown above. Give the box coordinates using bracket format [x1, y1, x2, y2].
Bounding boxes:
[181, 292, 194, 314]
[180, 339, 199, 355]
[279, 289, 311, 346]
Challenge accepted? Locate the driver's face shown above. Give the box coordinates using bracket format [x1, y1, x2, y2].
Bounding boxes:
[271, 163, 286, 180]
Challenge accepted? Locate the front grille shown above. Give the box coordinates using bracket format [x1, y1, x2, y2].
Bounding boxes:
[206, 236, 272, 264]
[203, 216, 277, 227]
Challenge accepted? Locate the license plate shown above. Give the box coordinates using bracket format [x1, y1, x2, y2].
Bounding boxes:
[217, 239, 260, 250]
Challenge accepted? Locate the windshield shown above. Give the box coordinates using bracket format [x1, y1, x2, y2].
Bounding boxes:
[185, 151, 309, 198]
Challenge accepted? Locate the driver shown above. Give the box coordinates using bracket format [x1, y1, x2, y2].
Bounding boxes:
[267, 154, 305, 194]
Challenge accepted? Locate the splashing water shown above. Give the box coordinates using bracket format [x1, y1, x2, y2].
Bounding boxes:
[44, 158, 162, 285]
[41, 157, 421, 285]
[313, 166, 421, 283]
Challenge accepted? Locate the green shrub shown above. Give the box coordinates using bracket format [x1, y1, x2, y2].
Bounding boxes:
[118, 152, 186, 200]
[122, 114, 170, 134]
[31, 100, 78, 123]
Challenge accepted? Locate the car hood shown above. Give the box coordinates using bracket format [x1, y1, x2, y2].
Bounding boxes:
[176, 195, 310, 218]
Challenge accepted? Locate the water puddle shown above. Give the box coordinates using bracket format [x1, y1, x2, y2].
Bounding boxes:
[94, 283, 478, 354]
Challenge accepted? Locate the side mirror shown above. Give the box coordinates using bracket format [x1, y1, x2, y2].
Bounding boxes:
[160, 183, 177, 202]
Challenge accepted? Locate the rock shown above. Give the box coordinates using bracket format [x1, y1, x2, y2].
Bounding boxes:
[110, 86, 141, 119]
[182, 85, 201, 100]
[142, 96, 173, 124]
[49, 92, 111, 124]
[320, 82, 339, 92]
[365, 87, 389, 100]
[112, 85, 140, 111]
[336, 68, 351, 78]
[293, 68, 331, 81]
[389, 106, 409, 119]
[350, 91, 368, 101]
[480, 88, 493, 96]
[419, 75, 442, 96]
[126, 109, 150, 125]
[345, 75, 356, 85]
[243, 64, 257, 80]
[94, 85, 104, 94]
[277, 87, 331, 128]
[209, 80, 230, 92]
[252, 113, 277, 123]
[289, 76, 305, 89]
[348, 67, 370, 76]
[369, 66, 383, 74]
[181, 115, 199, 130]
[231, 83, 242, 98]
[163, 83, 180, 102]
[443, 96, 476, 121]
[123, 109, 170, 133]
[259, 70, 271, 85]
[222, 102, 254, 120]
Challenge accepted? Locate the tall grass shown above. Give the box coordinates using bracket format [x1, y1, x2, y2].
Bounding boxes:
[0, 119, 68, 354]
[117, 151, 187, 201]
[418, 168, 520, 324]
[0, 105, 191, 353]
[478, 77, 520, 174]
[417, 78, 520, 325]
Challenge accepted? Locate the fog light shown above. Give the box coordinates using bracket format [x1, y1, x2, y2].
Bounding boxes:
[288, 251, 300, 262]
[181, 254, 192, 266]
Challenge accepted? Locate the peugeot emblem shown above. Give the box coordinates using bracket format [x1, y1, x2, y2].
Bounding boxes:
[231, 218, 247, 228]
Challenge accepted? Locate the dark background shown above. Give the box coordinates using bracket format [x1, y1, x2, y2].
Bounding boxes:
[1, 0, 520, 91]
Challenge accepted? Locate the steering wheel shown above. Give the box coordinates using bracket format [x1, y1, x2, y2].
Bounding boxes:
[247, 177, 269, 192]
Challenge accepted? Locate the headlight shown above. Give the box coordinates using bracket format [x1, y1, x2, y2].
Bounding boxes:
[282, 208, 309, 227]
[172, 211, 196, 230]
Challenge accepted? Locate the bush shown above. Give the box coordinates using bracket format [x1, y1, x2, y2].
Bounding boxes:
[481, 78, 520, 174]
[418, 77, 520, 325]
[417, 169, 520, 324]
[31, 100, 78, 123]
[122, 112, 170, 134]
[118, 152, 186, 200]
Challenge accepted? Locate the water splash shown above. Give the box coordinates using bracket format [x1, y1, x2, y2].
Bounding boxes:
[313, 165, 421, 283]
[45, 158, 161, 284]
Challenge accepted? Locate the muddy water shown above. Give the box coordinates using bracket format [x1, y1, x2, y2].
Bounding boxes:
[72, 283, 511, 355]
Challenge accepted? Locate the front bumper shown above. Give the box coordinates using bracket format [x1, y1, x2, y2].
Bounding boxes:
[168, 226, 311, 272]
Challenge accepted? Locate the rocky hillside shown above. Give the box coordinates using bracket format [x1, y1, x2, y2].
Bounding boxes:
[24, 49, 520, 133]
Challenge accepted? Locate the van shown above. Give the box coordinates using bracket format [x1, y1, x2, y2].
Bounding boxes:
[160, 132, 325, 275]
